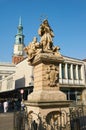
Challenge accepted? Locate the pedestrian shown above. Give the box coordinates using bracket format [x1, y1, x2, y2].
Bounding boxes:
[3, 100, 8, 113]
[21, 99, 25, 111]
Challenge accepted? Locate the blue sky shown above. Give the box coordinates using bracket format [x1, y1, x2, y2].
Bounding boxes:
[0, 0, 86, 62]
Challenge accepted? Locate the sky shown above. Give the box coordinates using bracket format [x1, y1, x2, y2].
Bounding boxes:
[0, 0, 86, 62]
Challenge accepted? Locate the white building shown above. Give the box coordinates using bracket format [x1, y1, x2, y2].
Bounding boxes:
[0, 58, 33, 92]
[0, 62, 15, 80]
[59, 56, 85, 101]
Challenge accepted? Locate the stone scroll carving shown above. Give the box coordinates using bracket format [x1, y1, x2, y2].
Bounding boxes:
[24, 19, 62, 64]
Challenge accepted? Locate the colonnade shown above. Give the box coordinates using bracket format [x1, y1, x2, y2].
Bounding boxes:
[59, 63, 85, 85]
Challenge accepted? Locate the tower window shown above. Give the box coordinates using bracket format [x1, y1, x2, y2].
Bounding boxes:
[19, 38, 21, 43]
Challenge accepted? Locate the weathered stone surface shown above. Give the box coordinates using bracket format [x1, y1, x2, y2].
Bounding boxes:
[31, 53, 64, 66]
[29, 53, 64, 91]
[28, 90, 66, 102]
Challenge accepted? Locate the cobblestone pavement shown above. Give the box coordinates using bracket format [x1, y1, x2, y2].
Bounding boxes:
[0, 113, 14, 130]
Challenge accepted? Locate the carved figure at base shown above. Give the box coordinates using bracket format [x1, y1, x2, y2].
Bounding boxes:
[24, 37, 42, 62]
[46, 65, 59, 87]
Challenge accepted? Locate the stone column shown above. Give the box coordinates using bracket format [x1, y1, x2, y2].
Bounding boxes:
[59, 63, 62, 84]
[81, 65, 84, 80]
[70, 64, 73, 79]
[76, 65, 79, 80]
[81, 65, 85, 84]
[65, 63, 68, 79]
[59, 63, 62, 79]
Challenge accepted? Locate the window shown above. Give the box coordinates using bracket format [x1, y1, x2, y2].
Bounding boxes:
[62, 64, 65, 79]
[68, 64, 71, 79]
[73, 65, 76, 80]
[78, 65, 82, 80]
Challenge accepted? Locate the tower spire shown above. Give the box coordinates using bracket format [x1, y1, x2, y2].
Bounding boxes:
[19, 16, 22, 26]
[17, 16, 23, 35]
[12, 17, 25, 64]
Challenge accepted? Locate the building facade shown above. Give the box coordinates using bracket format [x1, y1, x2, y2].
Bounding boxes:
[59, 56, 85, 101]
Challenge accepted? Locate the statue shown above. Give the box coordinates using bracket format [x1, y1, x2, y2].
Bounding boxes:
[24, 37, 42, 62]
[24, 19, 62, 64]
[38, 19, 54, 52]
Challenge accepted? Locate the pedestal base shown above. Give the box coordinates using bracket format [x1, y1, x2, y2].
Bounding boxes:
[25, 99, 72, 130]
[27, 90, 66, 102]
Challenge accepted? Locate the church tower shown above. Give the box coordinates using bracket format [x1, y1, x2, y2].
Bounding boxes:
[12, 17, 25, 64]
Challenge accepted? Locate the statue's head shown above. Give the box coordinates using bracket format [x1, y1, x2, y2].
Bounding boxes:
[43, 19, 48, 25]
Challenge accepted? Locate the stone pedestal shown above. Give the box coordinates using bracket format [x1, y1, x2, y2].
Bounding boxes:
[25, 53, 71, 129]
[27, 53, 66, 101]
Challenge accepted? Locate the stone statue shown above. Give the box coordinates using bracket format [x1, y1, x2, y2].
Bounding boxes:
[38, 19, 54, 52]
[24, 20, 62, 64]
[24, 37, 42, 62]
[38, 19, 62, 57]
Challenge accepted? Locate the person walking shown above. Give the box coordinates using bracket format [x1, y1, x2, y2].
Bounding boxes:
[3, 100, 8, 113]
[21, 99, 25, 111]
